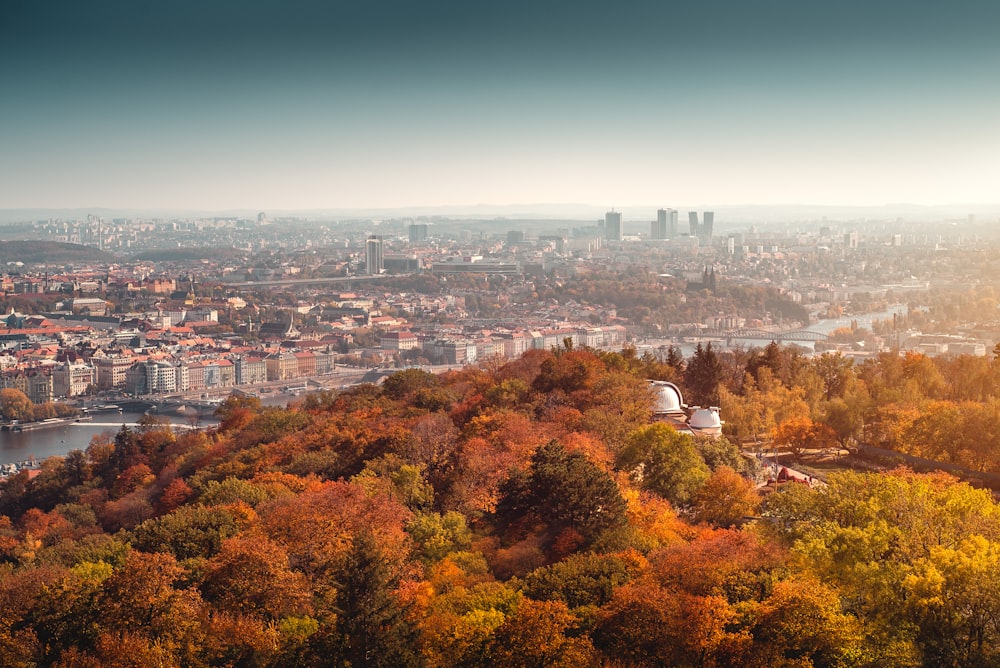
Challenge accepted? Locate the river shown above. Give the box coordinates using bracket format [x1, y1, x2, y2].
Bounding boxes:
[0, 412, 218, 466]
[0, 391, 313, 467]
[641, 303, 911, 358]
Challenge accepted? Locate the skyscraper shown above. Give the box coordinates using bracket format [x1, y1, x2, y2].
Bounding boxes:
[409, 223, 428, 242]
[652, 210, 667, 240]
[688, 211, 700, 238]
[605, 210, 623, 241]
[365, 235, 384, 275]
[653, 208, 677, 240]
[701, 211, 714, 244]
[651, 219, 665, 240]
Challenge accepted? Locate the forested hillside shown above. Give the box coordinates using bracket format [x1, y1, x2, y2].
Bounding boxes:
[1, 346, 999, 666]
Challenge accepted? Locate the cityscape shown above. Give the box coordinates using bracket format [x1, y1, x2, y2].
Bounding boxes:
[0, 206, 991, 409]
[2, 0, 1000, 665]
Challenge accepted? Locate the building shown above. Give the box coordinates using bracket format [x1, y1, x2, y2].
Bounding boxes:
[653, 208, 677, 240]
[381, 331, 419, 351]
[126, 360, 185, 395]
[430, 258, 520, 275]
[294, 351, 316, 377]
[0, 369, 53, 404]
[233, 355, 267, 385]
[187, 362, 206, 391]
[409, 223, 428, 242]
[701, 211, 714, 244]
[259, 319, 300, 342]
[365, 235, 384, 275]
[52, 362, 95, 398]
[688, 211, 714, 244]
[265, 351, 299, 381]
[688, 211, 700, 237]
[605, 211, 623, 242]
[651, 216, 666, 240]
[70, 298, 108, 316]
[94, 356, 133, 390]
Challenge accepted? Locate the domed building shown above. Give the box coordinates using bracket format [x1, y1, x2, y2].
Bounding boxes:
[648, 380, 724, 436]
[688, 406, 724, 436]
[650, 381, 685, 416]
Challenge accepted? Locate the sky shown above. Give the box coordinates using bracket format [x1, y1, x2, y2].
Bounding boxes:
[2, 0, 999, 212]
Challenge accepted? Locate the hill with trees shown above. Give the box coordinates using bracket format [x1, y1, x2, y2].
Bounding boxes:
[0, 241, 117, 265]
[0, 345, 998, 666]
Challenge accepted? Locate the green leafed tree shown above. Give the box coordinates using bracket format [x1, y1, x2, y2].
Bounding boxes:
[496, 441, 628, 547]
[617, 423, 710, 507]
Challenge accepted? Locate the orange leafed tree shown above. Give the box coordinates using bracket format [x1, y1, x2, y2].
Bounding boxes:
[772, 416, 836, 461]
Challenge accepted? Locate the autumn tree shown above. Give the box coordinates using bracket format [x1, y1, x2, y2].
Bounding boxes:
[772, 416, 836, 461]
[484, 599, 598, 667]
[617, 423, 709, 507]
[691, 467, 760, 528]
[0, 388, 34, 422]
[200, 535, 313, 619]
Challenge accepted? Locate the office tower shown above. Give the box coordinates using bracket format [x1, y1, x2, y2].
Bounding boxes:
[652, 209, 668, 240]
[688, 211, 700, 237]
[844, 231, 859, 249]
[605, 210, 623, 241]
[365, 235, 384, 275]
[409, 223, 428, 242]
[701, 211, 714, 244]
[666, 208, 678, 238]
[651, 219, 665, 240]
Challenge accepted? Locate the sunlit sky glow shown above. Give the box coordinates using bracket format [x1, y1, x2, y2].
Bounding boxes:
[2, 1, 998, 211]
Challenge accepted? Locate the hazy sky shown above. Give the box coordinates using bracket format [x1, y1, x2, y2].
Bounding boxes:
[2, 1, 998, 211]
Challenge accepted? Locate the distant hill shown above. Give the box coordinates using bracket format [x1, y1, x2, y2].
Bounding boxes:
[0, 240, 117, 265]
[133, 247, 248, 262]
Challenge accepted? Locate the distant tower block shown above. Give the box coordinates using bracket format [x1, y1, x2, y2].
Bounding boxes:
[365, 235, 384, 275]
[605, 210, 623, 241]
[652, 209, 668, 240]
[688, 211, 700, 237]
[409, 223, 428, 242]
[653, 208, 676, 240]
[701, 211, 714, 244]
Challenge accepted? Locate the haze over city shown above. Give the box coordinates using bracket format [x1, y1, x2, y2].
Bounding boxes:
[2, 0, 998, 213]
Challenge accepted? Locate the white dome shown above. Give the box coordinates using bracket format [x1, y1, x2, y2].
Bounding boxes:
[650, 381, 684, 413]
[689, 407, 722, 430]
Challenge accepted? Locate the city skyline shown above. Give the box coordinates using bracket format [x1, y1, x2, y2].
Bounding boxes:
[2, 1, 998, 211]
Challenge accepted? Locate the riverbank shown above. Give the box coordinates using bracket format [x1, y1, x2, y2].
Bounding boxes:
[1, 415, 93, 432]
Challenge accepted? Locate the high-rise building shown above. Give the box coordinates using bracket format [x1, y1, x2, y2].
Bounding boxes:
[365, 235, 384, 275]
[651, 213, 667, 240]
[701, 211, 714, 244]
[652, 208, 676, 240]
[409, 223, 428, 242]
[688, 211, 700, 237]
[605, 211, 623, 241]
[651, 219, 665, 240]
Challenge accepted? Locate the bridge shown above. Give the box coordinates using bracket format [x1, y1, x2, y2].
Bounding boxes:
[217, 274, 413, 288]
[725, 328, 828, 342]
